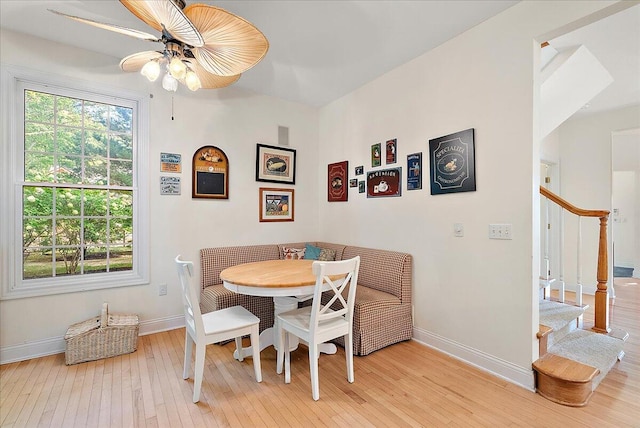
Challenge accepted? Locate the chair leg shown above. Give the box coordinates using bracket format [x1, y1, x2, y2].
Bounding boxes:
[235, 337, 244, 361]
[309, 343, 320, 401]
[193, 342, 206, 403]
[276, 324, 284, 375]
[284, 331, 291, 384]
[250, 324, 262, 382]
[183, 331, 193, 380]
[345, 333, 354, 383]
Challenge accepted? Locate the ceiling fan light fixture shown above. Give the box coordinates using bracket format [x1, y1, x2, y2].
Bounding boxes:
[185, 70, 202, 91]
[169, 56, 187, 80]
[162, 72, 178, 92]
[140, 59, 161, 82]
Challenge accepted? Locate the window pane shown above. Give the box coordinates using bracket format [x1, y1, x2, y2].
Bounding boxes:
[110, 134, 132, 160]
[84, 247, 108, 274]
[56, 155, 82, 184]
[85, 130, 108, 157]
[56, 97, 83, 127]
[24, 186, 53, 217]
[109, 105, 132, 133]
[85, 157, 108, 185]
[55, 218, 81, 246]
[110, 217, 132, 245]
[110, 160, 133, 186]
[54, 247, 82, 276]
[23, 250, 54, 279]
[25, 90, 54, 123]
[84, 219, 107, 244]
[109, 190, 133, 217]
[25, 123, 54, 153]
[84, 189, 108, 216]
[25, 153, 54, 182]
[110, 245, 133, 272]
[84, 101, 108, 131]
[56, 126, 82, 155]
[23, 218, 53, 248]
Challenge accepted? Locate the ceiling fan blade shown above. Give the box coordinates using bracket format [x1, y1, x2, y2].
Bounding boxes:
[49, 9, 161, 42]
[183, 4, 269, 77]
[186, 60, 241, 89]
[119, 51, 164, 72]
[119, 0, 204, 48]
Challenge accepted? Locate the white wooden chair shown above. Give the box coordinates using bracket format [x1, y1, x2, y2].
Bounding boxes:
[276, 256, 360, 400]
[175, 255, 262, 403]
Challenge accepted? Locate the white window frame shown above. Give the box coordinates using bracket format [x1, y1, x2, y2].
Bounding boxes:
[1, 65, 149, 299]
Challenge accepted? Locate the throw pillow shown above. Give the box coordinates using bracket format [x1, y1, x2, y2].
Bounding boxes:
[304, 243, 322, 260]
[318, 248, 336, 261]
[283, 247, 306, 260]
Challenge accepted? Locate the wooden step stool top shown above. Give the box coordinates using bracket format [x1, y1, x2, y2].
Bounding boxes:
[532, 354, 600, 407]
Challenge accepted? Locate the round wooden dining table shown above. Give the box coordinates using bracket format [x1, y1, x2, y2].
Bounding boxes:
[220, 259, 338, 357]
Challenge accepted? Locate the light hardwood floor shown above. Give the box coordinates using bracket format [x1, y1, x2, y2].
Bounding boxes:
[2, 278, 638, 427]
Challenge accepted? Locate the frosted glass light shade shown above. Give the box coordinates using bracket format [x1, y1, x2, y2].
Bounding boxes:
[185, 70, 201, 91]
[140, 60, 160, 81]
[162, 73, 178, 92]
[169, 57, 187, 80]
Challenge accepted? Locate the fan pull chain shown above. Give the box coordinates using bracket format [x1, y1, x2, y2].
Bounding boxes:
[171, 96, 174, 121]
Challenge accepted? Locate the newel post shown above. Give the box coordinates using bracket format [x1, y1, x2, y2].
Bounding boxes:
[593, 215, 610, 333]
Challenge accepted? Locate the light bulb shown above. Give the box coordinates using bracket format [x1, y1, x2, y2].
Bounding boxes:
[169, 57, 187, 80]
[162, 73, 178, 92]
[185, 70, 202, 91]
[140, 60, 160, 82]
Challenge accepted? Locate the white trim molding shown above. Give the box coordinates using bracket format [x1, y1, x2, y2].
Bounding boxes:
[412, 327, 535, 392]
[0, 315, 185, 365]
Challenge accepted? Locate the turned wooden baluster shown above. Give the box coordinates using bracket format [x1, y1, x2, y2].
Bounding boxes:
[593, 215, 610, 333]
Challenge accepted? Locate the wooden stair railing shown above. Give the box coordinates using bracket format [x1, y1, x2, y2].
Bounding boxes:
[539, 186, 610, 333]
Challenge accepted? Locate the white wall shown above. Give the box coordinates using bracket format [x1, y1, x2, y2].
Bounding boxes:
[558, 105, 640, 291]
[317, 1, 622, 388]
[612, 171, 637, 267]
[0, 1, 625, 390]
[0, 29, 319, 360]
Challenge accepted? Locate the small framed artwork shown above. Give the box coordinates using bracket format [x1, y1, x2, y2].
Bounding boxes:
[192, 146, 229, 199]
[386, 139, 397, 164]
[349, 179, 358, 188]
[429, 128, 476, 195]
[367, 167, 402, 198]
[358, 181, 365, 193]
[160, 176, 180, 195]
[407, 152, 422, 190]
[160, 152, 181, 173]
[256, 143, 296, 185]
[371, 143, 381, 167]
[259, 187, 294, 222]
[355, 165, 364, 176]
[328, 161, 348, 202]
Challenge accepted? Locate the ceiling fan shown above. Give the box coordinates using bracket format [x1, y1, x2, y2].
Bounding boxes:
[50, 0, 269, 92]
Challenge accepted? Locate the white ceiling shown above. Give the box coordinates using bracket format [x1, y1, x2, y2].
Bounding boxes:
[1, 1, 638, 114]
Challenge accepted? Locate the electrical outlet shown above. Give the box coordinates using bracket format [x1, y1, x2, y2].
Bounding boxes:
[159, 283, 167, 296]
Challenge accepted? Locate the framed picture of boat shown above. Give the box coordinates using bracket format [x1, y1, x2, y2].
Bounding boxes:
[256, 143, 297, 185]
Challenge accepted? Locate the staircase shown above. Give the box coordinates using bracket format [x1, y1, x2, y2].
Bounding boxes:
[533, 187, 628, 406]
[533, 298, 625, 406]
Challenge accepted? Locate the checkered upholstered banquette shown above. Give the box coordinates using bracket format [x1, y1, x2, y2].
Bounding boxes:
[199, 242, 412, 356]
[200, 245, 280, 333]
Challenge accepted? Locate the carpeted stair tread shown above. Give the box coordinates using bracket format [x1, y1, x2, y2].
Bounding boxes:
[539, 299, 585, 332]
[548, 329, 624, 390]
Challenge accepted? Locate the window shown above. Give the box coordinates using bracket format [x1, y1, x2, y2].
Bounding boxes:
[1, 67, 149, 299]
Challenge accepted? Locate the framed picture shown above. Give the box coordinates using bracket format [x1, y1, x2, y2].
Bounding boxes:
[407, 152, 422, 190]
[371, 143, 381, 167]
[349, 179, 358, 188]
[160, 152, 181, 173]
[367, 167, 402, 198]
[355, 165, 364, 176]
[192, 146, 229, 199]
[259, 187, 294, 222]
[429, 128, 476, 195]
[328, 161, 348, 202]
[386, 138, 397, 164]
[358, 181, 365, 193]
[256, 143, 296, 185]
[160, 176, 180, 195]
